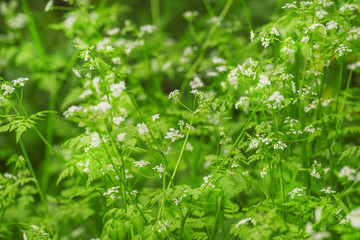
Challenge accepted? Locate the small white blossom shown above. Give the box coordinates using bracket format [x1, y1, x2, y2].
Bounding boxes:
[79, 89, 93, 99]
[183, 11, 199, 20]
[347, 61, 360, 71]
[339, 166, 358, 181]
[110, 82, 126, 97]
[288, 187, 306, 199]
[72, 68, 82, 78]
[133, 160, 150, 168]
[113, 116, 125, 125]
[186, 142, 193, 152]
[261, 37, 270, 48]
[140, 25, 157, 35]
[326, 20, 338, 31]
[339, 4, 359, 14]
[111, 57, 121, 65]
[347, 207, 360, 229]
[137, 123, 149, 135]
[250, 30, 255, 41]
[260, 168, 267, 178]
[282, 3, 297, 9]
[340, 219, 349, 225]
[189, 76, 204, 89]
[270, 27, 279, 36]
[235, 217, 256, 228]
[152, 114, 160, 121]
[315, 9, 328, 19]
[235, 96, 249, 110]
[273, 141, 287, 150]
[249, 139, 259, 149]
[116, 133, 126, 142]
[335, 44, 352, 57]
[300, 36, 309, 43]
[12, 77, 29, 87]
[256, 75, 271, 88]
[320, 187, 336, 194]
[1, 84, 15, 96]
[164, 128, 184, 142]
[168, 89, 180, 99]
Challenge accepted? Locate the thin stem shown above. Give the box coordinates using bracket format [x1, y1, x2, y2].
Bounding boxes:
[180, 0, 233, 95]
[14, 90, 67, 163]
[19, 139, 49, 214]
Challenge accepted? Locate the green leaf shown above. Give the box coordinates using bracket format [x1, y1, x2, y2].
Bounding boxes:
[338, 146, 360, 164]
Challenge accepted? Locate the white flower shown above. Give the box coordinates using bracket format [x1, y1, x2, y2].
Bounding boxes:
[347, 208, 360, 228]
[267, 91, 285, 109]
[140, 25, 157, 35]
[1, 84, 15, 96]
[189, 76, 204, 89]
[212, 57, 226, 65]
[340, 219, 349, 225]
[250, 30, 255, 41]
[339, 4, 359, 13]
[282, 3, 297, 9]
[113, 116, 125, 125]
[315, 9, 328, 19]
[12, 77, 29, 87]
[164, 128, 184, 142]
[288, 187, 306, 199]
[273, 140, 287, 150]
[85, 132, 101, 152]
[72, 68, 82, 78]
[339, 166, 358, 181]
[63, 105, 83, 118]
[183, 11, 199, 20]
[260, 168, 267, 178]
[347, 61, 360, 71]
[326, 20, 338, 30]
[227, 68, 239, 89]
[116, 133, 126, 142]
[107, 28, 120, 35]
[235, 217, 256, 228]
[261, 37, 270, 48]
[234, 96, 248, 109]
[168, 89, 180, 99]
[335, 44, 352, 57]
[111, 57, 121, 65]
[320, 187, 335, 194]
[153, 164, 165, 177]
[186, 142, 193, 152]
[300, 36, 309, 43]
[256, 75, 270, 88]
[249, 139, 259, 149]
[133, 160, 150, 168]
[152, 114, 160, 121]
[79, 89, 93, 99]
[92, 101, 112, 113]
[311, 168, 321, 179]
[110, 82, 126, 97]
[270, 27, 279, 36]
[137, 123, 149, 135]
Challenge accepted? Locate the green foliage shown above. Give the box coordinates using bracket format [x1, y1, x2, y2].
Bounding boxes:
[0, 0, 360, 239]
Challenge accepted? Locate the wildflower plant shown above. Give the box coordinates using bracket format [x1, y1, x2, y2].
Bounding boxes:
[0, 0, 360, 239]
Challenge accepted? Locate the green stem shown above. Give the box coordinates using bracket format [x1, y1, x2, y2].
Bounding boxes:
[20, 0, 47, 70]
[179, 0, 233, 95]
[240, 0, 253, 31]
[158, 112, 195, 220]
[14, 90, 67, 163]
[19, 139, 49, 214]
[210, 192, 223, 240]
[336, 70, 352, 129]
